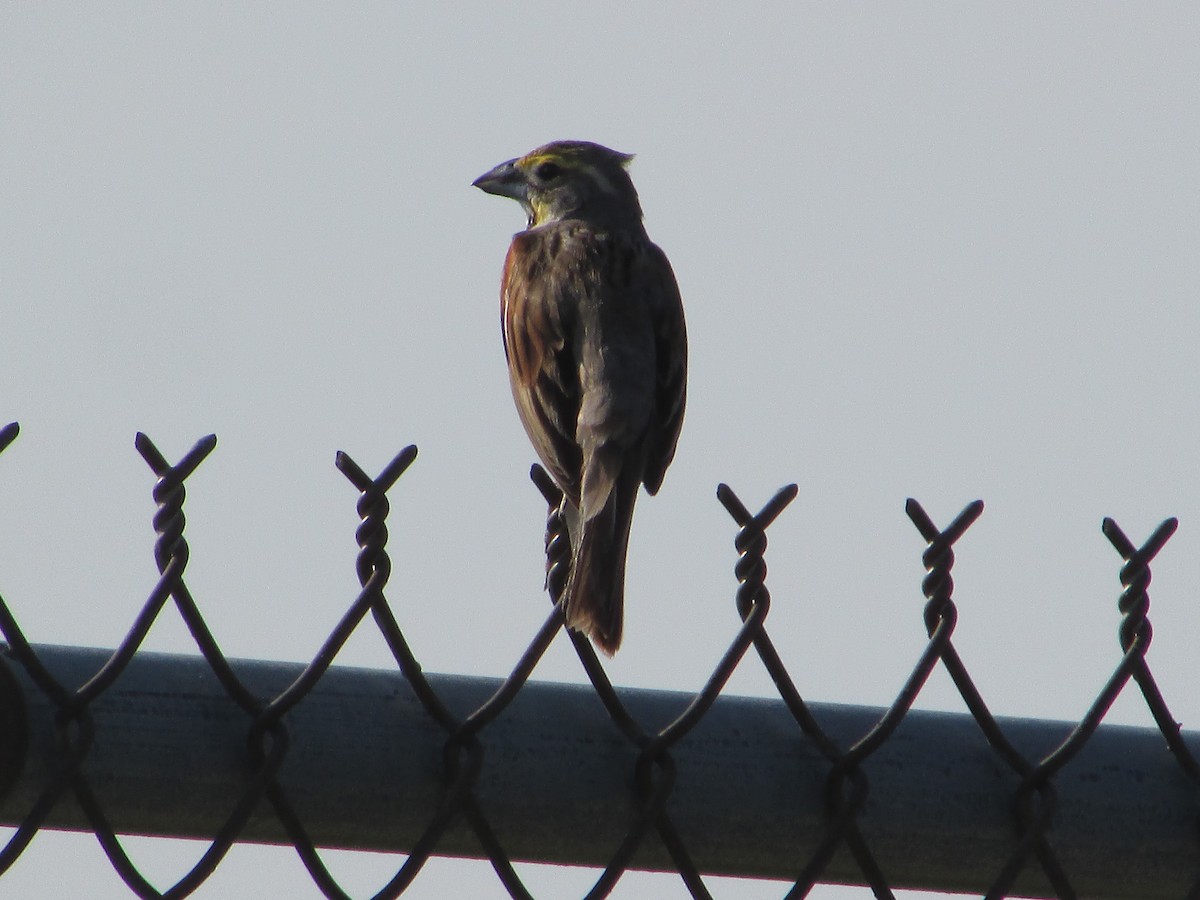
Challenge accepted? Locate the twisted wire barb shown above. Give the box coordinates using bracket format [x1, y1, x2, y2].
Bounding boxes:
[808, 500, 990, 896]
[127, 433, 297, 899]
[525, 466, 760, 900]
[715, 483, 892, 898]
[1100, 516, 1196, 773]
[529, 465, 696, 899]
[903, 499, 1076, 899]
[992, 516, 1187, 898]
[240, 445, 424, 900]
[312, 445, 533, 899]
[0, 432, 286, 899]
[1101, 517, 1200, 897]
[611, 483, 802, 898]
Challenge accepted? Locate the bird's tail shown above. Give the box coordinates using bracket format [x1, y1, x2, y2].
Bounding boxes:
[563, 469, 640, 655]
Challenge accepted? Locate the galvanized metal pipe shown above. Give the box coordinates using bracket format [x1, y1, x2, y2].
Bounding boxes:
[0, 644, 1195, 898]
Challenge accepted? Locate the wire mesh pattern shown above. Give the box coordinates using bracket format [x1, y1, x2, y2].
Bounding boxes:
[0, 421, 1197, 899]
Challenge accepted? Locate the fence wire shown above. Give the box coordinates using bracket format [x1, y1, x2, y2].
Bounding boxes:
[0, 421, 1197, 899]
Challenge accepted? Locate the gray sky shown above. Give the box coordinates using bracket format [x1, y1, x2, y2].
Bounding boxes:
[2, 4, 1198, 898]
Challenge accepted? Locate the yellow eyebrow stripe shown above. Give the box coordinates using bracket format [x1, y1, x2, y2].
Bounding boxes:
[519, 154, 619, 196]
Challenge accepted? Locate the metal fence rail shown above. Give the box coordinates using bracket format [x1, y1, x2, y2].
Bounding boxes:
[0, 421, 1197, 899]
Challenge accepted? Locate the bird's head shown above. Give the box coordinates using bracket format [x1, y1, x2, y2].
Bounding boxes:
[473, 140, 643, 230]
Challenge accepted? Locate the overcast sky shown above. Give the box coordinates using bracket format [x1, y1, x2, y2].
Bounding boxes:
[2, 4, 1198, 898]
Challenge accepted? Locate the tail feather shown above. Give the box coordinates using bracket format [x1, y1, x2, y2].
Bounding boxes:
[563, 469, 640, 655]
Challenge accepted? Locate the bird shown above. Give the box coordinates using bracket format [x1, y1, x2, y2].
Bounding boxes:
[473, 140, 687, 655]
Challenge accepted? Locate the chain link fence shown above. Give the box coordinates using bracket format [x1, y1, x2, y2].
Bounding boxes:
[0, 421, 1197, 899]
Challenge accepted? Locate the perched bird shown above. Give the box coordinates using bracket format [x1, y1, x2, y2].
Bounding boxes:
[473, 140, 687, 655]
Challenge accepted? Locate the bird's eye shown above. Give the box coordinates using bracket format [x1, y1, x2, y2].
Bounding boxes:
[534, 161, 562, 181]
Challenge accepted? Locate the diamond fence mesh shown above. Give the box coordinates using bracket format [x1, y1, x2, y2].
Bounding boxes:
[0, 421, 1197, 899]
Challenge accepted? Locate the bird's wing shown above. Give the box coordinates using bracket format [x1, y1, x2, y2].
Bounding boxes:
[640, 242, 687, 496]
[501, 230, 583, 506]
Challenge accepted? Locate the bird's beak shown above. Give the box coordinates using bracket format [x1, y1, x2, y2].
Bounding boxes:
[472, 158, 528, 203]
